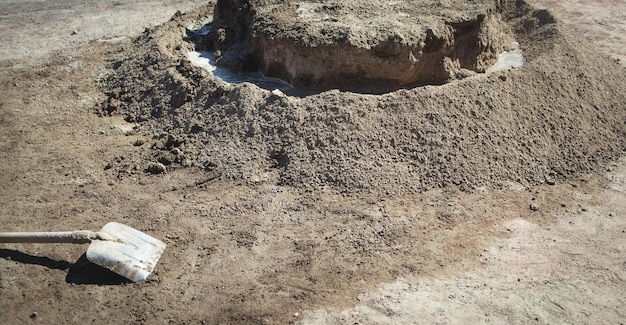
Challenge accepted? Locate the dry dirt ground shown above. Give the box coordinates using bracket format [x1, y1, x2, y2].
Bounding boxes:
[1, 0, 625, 324]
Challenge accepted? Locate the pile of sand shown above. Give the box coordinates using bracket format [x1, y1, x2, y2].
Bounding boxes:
[100, 0, 626, 195]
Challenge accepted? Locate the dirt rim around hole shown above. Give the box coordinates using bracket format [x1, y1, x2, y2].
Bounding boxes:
[99, 0, 626, 196]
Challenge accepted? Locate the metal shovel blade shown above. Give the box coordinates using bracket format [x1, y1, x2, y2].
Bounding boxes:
[86, 222, 166, 282]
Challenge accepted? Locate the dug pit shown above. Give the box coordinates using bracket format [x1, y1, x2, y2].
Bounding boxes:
[194, 0, 515, 93]
[101, 0, 626, 195]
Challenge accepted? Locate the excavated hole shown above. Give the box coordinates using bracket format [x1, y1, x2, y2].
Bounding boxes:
[186, 0, 520, 94]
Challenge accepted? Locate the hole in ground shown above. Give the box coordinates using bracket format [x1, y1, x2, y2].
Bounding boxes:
[187, 0, 521, 94]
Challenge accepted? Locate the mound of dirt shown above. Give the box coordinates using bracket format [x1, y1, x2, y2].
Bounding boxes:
[99, 0, 626, 195]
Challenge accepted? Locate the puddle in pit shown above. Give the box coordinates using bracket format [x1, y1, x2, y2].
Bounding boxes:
[187, 51, 294, 93]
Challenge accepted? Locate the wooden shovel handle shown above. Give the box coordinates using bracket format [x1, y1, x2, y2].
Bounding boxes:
[0, 231, 100, 244]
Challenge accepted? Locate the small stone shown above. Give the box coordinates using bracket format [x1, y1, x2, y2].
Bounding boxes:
[530, 203, 539, 211]
[271, 89, 284, 97]
[170, 147, 181, 155]
[71, 30, 78, 35]
[293, 312, 300, 318]
[147, 162, 167, 174]
[134, 139, 145, 146]
[30, 312, 38, 318]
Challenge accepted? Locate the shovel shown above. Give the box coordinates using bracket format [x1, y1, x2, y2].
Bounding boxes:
[0, 222, 166, 282]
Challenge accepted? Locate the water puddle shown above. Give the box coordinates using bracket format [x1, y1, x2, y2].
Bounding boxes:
[487, 42, 524, 72]
[186, 51, 294, 92]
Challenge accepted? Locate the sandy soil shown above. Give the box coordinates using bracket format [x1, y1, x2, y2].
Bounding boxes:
[526, 0, 626, 65]
[0, 0, 625, 324]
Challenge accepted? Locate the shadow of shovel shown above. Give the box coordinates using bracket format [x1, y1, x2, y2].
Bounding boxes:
[66, 253, 130, 285]
[0, 248, 129, 285]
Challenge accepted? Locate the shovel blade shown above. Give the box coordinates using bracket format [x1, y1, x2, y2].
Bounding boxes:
[86, 222, 166, 282]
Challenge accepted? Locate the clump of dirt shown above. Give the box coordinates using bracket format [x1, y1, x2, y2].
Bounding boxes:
[200, 0, 514, 92]
[99, 0, 626, 195]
